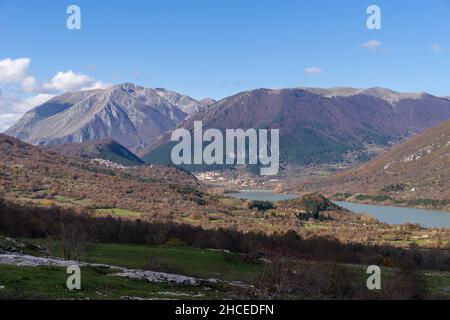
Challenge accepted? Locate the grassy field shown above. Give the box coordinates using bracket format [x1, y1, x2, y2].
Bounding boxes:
[95, 208, 144, 217]
[3, 239, 450, 300]
[78, 244, 258, 281]
[424, 271, 450, 296]
[0, 240, 256, 300]
[19, 240, 259, 282]
[0, 265, 220, 300]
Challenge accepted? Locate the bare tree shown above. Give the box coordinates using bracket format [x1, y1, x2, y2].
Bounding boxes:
[57, 212, 87, 260]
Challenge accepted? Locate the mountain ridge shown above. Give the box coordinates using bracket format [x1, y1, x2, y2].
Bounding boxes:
[5, 83, 209, 152]
[141, 86, 450, 167]
[7, 84, 450, 169]
[300, 86, 426, 104]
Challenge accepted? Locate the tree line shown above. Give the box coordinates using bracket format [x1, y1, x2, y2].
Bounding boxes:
[1, 198, 449, 272]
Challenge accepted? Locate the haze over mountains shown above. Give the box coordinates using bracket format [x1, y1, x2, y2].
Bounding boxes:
[5, 84, 450, 169]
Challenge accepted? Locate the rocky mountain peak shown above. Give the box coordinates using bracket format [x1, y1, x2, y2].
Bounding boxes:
[5, 83, 205, 152]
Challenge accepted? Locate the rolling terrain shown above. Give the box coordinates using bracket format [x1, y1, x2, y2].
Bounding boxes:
[2, 133, 450, 300]
[298, 119, 450, 208]
[3, 132, 450, 247]
[0, 133, 211, 217]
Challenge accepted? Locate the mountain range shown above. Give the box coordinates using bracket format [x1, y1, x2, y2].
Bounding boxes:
[5, 83, 211, 153]
[6, 84, 450, 169]
[141, 87, 450, 166]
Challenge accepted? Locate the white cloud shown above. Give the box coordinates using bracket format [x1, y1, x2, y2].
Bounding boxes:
[0, 114, 18, 130]
[0, 113, 22, 132]
[305, 67, 323, 75]
[0, 58, 31, 83]
[0, 97, 30, 132]
[21, 76, 38, 93]
[0, 93, 55, 132]
[17, 94, 55, 113]
[0, 58, 108, 95]
[41, 70, 108, 93]
[432, 44, 447, 53]
[360, 40, 382, 52]
[0, 57, 108, 132]
[0, 92, 54, 113]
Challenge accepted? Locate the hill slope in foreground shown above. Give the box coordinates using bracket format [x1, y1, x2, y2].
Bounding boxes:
[0, 133, 212, 217]
[299, 119, 450, 207]
[2, 133, 450, 248]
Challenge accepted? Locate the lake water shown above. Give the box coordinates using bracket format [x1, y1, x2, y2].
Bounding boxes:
[227, 190, 450, 229]
[334, 201, 450, 229]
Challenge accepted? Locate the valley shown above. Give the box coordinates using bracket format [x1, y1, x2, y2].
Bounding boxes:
[1, 84, 450, 300]
[4, 0, 450, 303]
[296, 118, 450, 212]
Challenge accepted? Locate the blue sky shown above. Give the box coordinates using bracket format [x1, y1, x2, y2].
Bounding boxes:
[1, 0, 450, 130]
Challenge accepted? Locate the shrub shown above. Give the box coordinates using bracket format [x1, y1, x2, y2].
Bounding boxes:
[407, 199, 450, 208]
[297, 211, 331, 222]
[381, 184, 407, 192]
[40, 200, 54, 207]
[332, 193, 352, 201]
[355, 194, 393, 202]
[247, 201, 274, 211]
[165, 237, 187, 247]
[299, 194, 337, 214]
[1, 200, 450, 271]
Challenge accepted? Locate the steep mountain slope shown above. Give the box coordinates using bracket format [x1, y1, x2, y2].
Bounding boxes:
[154, 88, 213, 114]
[198, 98, 216, 106]
[46, 139, 144, 166]
[4, 89, 102, 141]
[5, 84, 205, 152]
[301, 119, 450, 200]
[141, 87, 450, 167]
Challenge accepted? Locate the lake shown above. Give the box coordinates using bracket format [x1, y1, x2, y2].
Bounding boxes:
[227, 190, 450, 229]
[334, 201, 450, 229]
